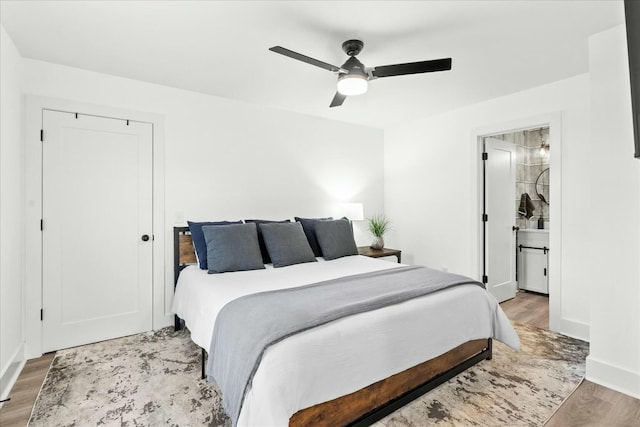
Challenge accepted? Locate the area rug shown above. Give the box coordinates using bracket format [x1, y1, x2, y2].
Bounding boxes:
[29, 322, 588, 427]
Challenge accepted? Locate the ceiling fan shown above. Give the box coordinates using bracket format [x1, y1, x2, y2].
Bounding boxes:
[269, 39, 452, 107]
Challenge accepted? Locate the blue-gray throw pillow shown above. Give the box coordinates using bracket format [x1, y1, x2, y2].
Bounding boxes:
[315, 219, 359, 260]
[294, 217, 333, 257]
[202, 223, 265, 274]
[188, 220, 242, 269]
[259, 222, 317, 268]
[244, 219, 291, 264]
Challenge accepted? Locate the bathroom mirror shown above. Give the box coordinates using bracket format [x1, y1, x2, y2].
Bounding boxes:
[535, 168, 550, 205]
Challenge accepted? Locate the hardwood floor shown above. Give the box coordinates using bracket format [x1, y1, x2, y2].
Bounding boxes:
[500, 289, 549, 329]
[0, 353, 54, 427]
[545, 380, 640, 427]
[1, 292, 638, 426]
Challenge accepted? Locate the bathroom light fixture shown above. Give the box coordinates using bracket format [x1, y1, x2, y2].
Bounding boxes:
[337, 73, 368, 96]
[538, 139, 550, 158]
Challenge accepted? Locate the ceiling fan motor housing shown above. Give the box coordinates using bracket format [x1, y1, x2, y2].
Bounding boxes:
[342, 39, 364, 56]
[340, 56, 367, 78]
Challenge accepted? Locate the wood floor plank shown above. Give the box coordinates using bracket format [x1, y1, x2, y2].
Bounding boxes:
[545, 380, 640, 427]
[0, 353, 55, 427]
[500, 290, 549, 329]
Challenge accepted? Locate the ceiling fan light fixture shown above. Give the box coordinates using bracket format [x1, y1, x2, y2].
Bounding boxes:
[337, 74, 368, 96]
[269, 39, 452, 107]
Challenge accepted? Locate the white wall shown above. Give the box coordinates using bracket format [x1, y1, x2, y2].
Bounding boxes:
[20, 59, 385, 338]
[0, 25, 25, 399]
[586, 25, 640, 398]
[385, 74, 592, 339]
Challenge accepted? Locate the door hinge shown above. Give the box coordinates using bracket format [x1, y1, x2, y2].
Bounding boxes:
[40, 129, 44, 142]
[544, 267, 547, 276]
[40, 219, 43, 231]
[40, 309, 43, 321]
[482, 152, 488, 160]
[482, 275, 488, 284]
[482, 213, 488, 222]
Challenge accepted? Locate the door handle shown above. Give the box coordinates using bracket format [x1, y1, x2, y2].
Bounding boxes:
[141, 234, 150, 242]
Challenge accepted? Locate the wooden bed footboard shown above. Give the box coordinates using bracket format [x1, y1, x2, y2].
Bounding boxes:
[290, 338, 492, 427]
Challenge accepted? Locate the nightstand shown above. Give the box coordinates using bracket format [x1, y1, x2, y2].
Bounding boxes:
[357, 246, 402, 263]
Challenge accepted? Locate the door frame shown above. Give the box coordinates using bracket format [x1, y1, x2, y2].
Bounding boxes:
[25, 95, 166, 359]
[469, 112, 563, 334]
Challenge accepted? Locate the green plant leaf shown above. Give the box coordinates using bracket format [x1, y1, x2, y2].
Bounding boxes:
[367, 214, 391, 237]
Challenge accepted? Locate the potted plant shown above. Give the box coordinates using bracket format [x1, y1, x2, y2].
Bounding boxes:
[368, 214, 390, 249]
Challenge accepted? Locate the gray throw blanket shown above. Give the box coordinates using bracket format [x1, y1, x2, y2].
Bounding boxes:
[208, 265, 484, 425]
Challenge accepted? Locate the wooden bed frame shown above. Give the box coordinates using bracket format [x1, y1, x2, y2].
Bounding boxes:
[172, 226, 492, 427]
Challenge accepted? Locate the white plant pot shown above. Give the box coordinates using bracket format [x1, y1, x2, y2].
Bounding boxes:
[370, 236, 384, 250]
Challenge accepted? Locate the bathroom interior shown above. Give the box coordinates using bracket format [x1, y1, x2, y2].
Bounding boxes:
[493, 127, 550, 300]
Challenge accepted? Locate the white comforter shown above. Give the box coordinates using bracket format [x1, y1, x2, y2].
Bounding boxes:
[172, 256, 519, 426]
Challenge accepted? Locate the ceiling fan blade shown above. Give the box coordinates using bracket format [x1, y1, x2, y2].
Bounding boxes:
[371, 58, 452, 78]
[330, 92, 346, 108]
[269, 46, 346, 73]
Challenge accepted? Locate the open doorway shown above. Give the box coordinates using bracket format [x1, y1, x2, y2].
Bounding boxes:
[480, 126, 552, 330]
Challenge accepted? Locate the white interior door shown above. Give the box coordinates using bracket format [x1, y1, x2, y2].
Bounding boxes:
[42, 110, 153, 352]
[484, 138, 517, 302]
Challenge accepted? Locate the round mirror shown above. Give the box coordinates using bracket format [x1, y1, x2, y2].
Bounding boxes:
[535, 168, 550, 205]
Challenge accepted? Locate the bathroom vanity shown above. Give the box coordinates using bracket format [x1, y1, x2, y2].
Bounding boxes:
[517, 229, 549, 294]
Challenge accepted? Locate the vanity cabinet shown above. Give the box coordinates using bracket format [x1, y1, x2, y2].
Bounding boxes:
[517, 230, 549, 294]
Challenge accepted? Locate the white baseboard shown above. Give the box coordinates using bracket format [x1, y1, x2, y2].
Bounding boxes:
[586, 355, 640, 399]
[159, 313, 173, 330]
[0, 343, 26, 402]
[559, 317, 590, 342]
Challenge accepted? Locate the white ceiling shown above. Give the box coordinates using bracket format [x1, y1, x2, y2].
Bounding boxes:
[0, 0, 625, 129]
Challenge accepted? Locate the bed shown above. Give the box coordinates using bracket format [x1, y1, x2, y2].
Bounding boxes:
[171, 225, 519, 426]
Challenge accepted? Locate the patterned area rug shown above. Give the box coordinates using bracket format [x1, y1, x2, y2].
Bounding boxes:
[29, 322, 587, 427]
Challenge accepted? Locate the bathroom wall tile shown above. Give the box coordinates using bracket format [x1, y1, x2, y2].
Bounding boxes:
[526, 129, 542, 148]
[534, 200, 543, 214]
[541, 128, 550, 143]
[528, 164, 543, 182]
[541, 202, 549, 219]
[516, 144, 525, 163]
[524, 130, 533, 148]
[525, 165, 533, 182]
[517, 163, 526, 182]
